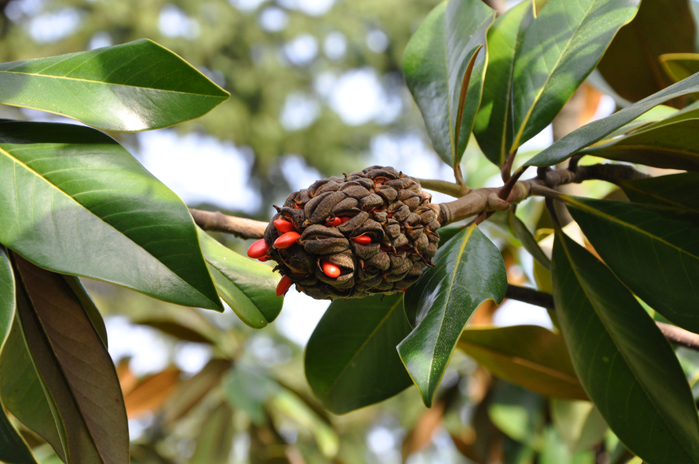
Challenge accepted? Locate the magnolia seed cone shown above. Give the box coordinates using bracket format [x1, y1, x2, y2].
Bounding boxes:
[264, 166, 441, 300]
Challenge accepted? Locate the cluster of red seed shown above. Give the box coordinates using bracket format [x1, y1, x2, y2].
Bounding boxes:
[247, 166, 441, 300]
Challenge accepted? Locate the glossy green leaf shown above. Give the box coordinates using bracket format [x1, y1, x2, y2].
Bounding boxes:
[660, 53, 699, 83]
[0, 246, 13, 354]
[551, 400, 607, 453]
[458, 325, 587, 400]
[0, 120, 222, 311]
[399, 225, 507, 406]
[305, 294, 413, 414]
[619, 172, 699, 210]
[527, 71, 699, 167]
[581, 109, 699, 171]
[509, 211, 551, 269]
[13, 255, 129, 464]
[0, 317, 65, 461]
[0, 402, 37, 464]
[564, 196, 699, 333]
[0, 39, 229, 132]
[552, 232, 699, 463]
[197, 228, 282, 327]
[511, 0, 639, 149]
[474, 0, 532, 166]
[190, 401, 234, 464]
[403, 0, 495, 167]
[597, 0, 695, 103]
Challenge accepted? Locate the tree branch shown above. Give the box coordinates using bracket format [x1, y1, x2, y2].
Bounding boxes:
[506, 285, 699, 352]
[189, 208, 267, 239]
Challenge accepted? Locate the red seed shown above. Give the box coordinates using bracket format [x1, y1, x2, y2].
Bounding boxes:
[380, 245, 393, 252]
[352, 236, 372, 245]
[258, 256, 269, 262]
[322, 261, 341, 278]
[400, 288, 408, 293]
[247, 239, 269, 259]
[274, 219, 295, 233]
[274, 231, 301, 249]
[340, 216, 351, 224]
[326, 217, 342, 227]
[294, 204, 302, 209]
[276, 275, 293, 296]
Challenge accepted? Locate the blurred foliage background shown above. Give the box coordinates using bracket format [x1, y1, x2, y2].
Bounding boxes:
[5, 0, 699, 463]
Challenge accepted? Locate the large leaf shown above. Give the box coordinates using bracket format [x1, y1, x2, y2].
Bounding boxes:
[458, 325, 587, 400]
[581, 110, 699, 171]
[403, 0, 495, 168]
[474, 0, 532, 166]
[0, 318, 65, 460]
[527, 71, 699, 167]
[0, 120, 222, 311]
[509, 210, 551, 269]
[619, 172, 699, 210]
[660, 53, 699, 83]
[13, 255, 129, 464]
[197, 228, 281, 327]
[564, 196, 699, 333]
[0, 40, 229, 132]
[511, 0, 639, 149]
[552, 232, 699, 463]
[0, 402, 37, 464]
[305, 294, 413, 415]
[399, 225, 507, 407]
[596, 0, 695, 103]
[0, 246, 13, 353]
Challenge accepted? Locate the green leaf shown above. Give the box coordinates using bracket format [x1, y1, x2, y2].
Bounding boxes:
[474, 0, 533, 166]
[0, 402, 38, 464]
[403, 0, 495, 168]
[509, 210, 551, 269]
[619, 172, 699, 210]
[224, 364, 279, 425]
[564, 196, 699, 333]
[13, 254, 129, 464]
[488, 381, 546, 446]
[399, 225, 506, 406]
[0, 317, 65, 461]
[189, 401, 235, 464]
[551, 400, 607, 453]
[580, 108, 699, 171]
[305, 294, 413, 415]
[511, 0, 639, 149]
[527, 71, 699, 167]
[197, 228, 282, 327]
[660, 53, 699, 83]
[0, 39, 229, 132]
[0, 120, 222, 311]
[552, 232, 699, 463]
[596, 0, 695, 103]
[458, 325, 587, 400]
[0, 246, 13, 354]
[132, 305, 222, 345]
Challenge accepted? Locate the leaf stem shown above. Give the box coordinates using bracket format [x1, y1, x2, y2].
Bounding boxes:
[189, 209, 266, 239]
[416, 178, 472, 197]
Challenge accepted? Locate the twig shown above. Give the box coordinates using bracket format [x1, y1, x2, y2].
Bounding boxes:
[505, 285, 699, 352]
[189, 208, 266, 239]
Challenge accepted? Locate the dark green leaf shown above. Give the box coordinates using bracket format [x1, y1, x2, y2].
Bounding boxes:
[509, 210, 551, 269]
[660, 53, 699, 83]
[0, 317, 65, 461]
[597, 0, 695, 103]
[305, 294, 413, 415]
[474, 0, 533, 165]
[511, 0, 639, 149]
[403, 0, 495, 167]
[527, 71, 699, 167]
[458, 325, 587, 400]
[0, 246, 13, 353]
[0, 120, 222, 311]
[0, 403, 37, 464]
[619, 172, 699, 210]
[189, 402, 234, 464]
[552, 232, 699, 463]
[399, 225, 506, 406]
[564, 196, 699, 333]
[13, 254, 129, 464]
[197, 228, 282, 327]
[0, 40, 229, 132]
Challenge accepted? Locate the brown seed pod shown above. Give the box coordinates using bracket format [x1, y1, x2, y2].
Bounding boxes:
[264, 166, 440, 299]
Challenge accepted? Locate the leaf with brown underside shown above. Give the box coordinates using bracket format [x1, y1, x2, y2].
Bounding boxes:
[124, 368, 181, 419]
